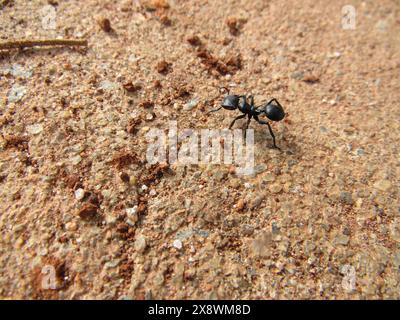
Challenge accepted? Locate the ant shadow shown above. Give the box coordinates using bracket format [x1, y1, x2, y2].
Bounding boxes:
[234, 118, 302, 158]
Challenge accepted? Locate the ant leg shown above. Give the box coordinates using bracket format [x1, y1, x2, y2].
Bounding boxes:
[220, 86, 230, 95]
[248, 95, 254, 107]
[244, 114, 252, 139]
[266, 98, 283, 109]
[245, 115, 252, 130]
[266, 122, 279, 149]
[254, 115, 280, 149]
[229, 114, 246, 129]
[207, 106, 223, 114]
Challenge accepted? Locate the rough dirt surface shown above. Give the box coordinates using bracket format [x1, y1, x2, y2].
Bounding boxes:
[1, 0, 400, 299]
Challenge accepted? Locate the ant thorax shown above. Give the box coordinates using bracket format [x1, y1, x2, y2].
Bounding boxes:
[238, 98, 252, 113]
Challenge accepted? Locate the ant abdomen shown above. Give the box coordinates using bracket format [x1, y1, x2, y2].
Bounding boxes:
[265, 101, 285, 121]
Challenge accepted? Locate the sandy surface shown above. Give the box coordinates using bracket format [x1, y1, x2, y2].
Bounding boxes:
[0, 0, 399, 299]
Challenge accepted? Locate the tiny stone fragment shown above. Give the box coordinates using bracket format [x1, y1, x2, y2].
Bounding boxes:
[70, 155, 82, 165]
[187, 35, 202, 46]
[183, 98, 198, 111]
[126, 206, 138, 225]
[339, 191, 353, 205]
[142, 0, 170, 11]
[250, 194, 264, 209]
[236, 199, 245, 211]
[173, 239, 183, 250]
[8, 85, 27, 103]
[334, 234, 350, 246]
[74, 188, 85, 200]
[99, 80, 118, 91]
[135, 235, 147, 253]
[77, 203, 98, 220]
[269, 183, 282, 194]
[302, 74, 320, 83]
[156, 60, 172, 75]
[123, 81, 142, 93]
[242, 224, 254, 236]
[98, 17, 112, 32]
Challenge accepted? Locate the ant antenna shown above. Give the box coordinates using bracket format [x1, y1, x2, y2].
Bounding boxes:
[206, 86, 230, 114]
[219, 86, 230, 95]
[207, 106, 222, 114]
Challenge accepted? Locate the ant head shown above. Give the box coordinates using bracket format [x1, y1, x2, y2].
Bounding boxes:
[264, 101, 285, 121]
[221, 95, 239, 110]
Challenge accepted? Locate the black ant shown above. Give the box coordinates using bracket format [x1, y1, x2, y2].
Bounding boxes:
[209, 88, 285, 149]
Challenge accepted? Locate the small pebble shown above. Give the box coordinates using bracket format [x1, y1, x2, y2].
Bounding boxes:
[327, 51, 341, 58]
[242, 224, 254, 236]
[134, 235, 147, 253]
[269, 183, 282, 194]
[356, 148, 365, 156]
[74, 188, 85, 200]
[146, 113, 154, 121]
[98, 17, 112, 32]
[291, 71, 304, 80]
[236, 199, 245, 211]
[339, 191, 353, 205]
[77, 203, 98, 220]
[65, 221, 78, 232]
[271, 222, 280, 235]
[264, 208, 272, 219]
[173, 239, 183, 250]
[8, 85, 27, 103]
[126, 206, 138, 225]
[253, 164, 266, 175]
[99, 80, 118, 91]
[263, 173, 275, 182]
[7, 64, 32, 78]
[70, 155, 82, 165]
[183, 98, 198, 111]
[334, 234, 350, 246]
[244, 182, 253, 189]
[250, 194, 264, 209]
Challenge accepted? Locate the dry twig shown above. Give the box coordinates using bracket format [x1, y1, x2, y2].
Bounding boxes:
[0, 39, 88, 50]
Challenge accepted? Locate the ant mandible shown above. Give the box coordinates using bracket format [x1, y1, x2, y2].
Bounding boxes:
[209, 87, 285, 149]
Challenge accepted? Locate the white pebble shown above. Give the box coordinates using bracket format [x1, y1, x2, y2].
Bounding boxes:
[141, 184, 148, 191]
[8, 84, 27, 103]
[126, 206, 138, 215]
[244, 182, 253, 189]
[99, 80, 118, 91]
[6, 64, 32, 78]
[74, 188, 85, 200]
[126, 206, 139, 225]
[70, 155, 82, 165]
[173, 239, 183, 250]
[149, 189, 157, 196]
[183, 98, 199, 111]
